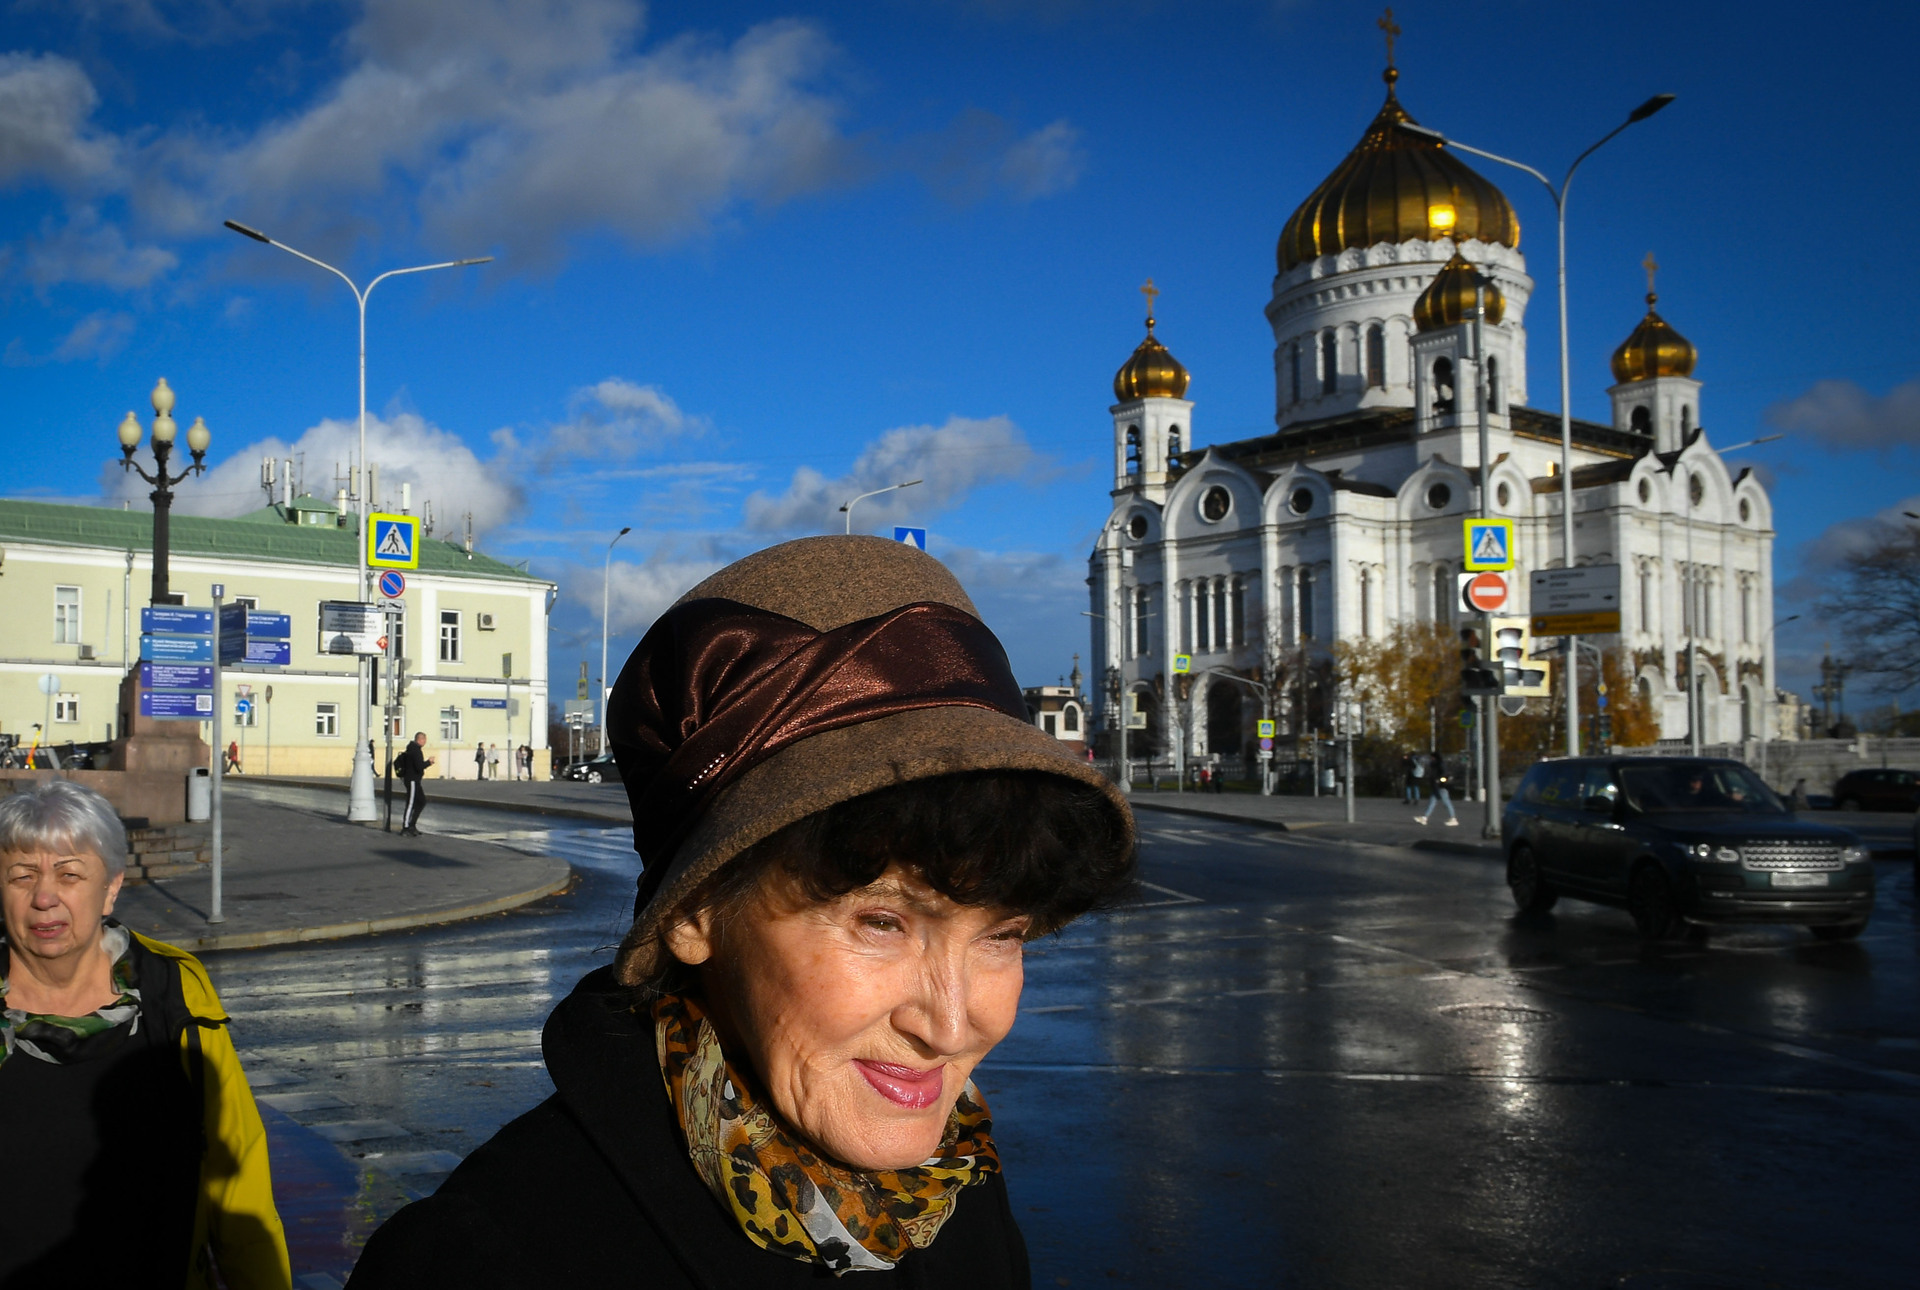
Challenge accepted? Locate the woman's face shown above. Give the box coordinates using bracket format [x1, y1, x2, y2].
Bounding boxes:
[3, 844, 122, 965]
[668, 863, 1028, 1172]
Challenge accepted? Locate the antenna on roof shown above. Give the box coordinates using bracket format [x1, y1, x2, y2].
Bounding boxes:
[463, 512, 473, 559]
[260, 456, 276, 505]
[423, 498, 434, 537]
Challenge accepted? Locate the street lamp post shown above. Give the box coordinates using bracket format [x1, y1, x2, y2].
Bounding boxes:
[600, 526, 632, 754]
[1680, 434, 1783, 755]
[225, 220, 491, 822]
[1757, 613, 1801, 782]
[1398, 93, 1674, 759]
[117, 379, 210, 605]
[839, 480, 922, 534]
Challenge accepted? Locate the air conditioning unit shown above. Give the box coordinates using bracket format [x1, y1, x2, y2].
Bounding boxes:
[477, 613, 496, 630]
[78, 644, 95, 660]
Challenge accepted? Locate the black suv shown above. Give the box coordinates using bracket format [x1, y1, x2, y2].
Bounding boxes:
[1831, 768, 1920, 813]
[1504, 757, 1872, 941]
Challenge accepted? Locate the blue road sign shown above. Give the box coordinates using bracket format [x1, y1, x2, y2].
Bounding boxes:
[142, 690, 214, 720]
[220, 602, 249, 635]
[220, 624, 249, 665]
[142, 606, 214, 634]
[243, 639, 292, 667]
[142, 635, 213, 663]
[368, 513, 421, 569]
[142, 662, 213, 689]
[893, 526, 928, 550]
[470, 697, 508, 710]
[378, 570, 407, 598]
[245, 612, 292, 639]
[1462, 518, 1515, 571]
[235, 697, 254, 717]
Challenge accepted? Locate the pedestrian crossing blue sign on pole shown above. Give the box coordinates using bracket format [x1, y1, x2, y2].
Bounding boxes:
[368, 513, 421, 569]
[893, 526, 927, 550]
[1462, 518, 1516, 572]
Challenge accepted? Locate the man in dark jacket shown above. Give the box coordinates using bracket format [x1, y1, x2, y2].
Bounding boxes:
[394, 733, 433, 837]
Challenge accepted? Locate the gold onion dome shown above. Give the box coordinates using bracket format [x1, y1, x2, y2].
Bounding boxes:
[1611, 292, 1697, 382]
[1413, 251, 1504, 331]
[1113, 314, 1191, 401]
[1277, 69, 1521, 272]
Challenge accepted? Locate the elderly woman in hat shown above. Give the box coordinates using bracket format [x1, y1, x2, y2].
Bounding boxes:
[0, 778, 289, 1289]
[350, 537, 1136, 1288]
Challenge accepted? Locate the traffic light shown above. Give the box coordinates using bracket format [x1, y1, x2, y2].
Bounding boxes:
[1460, 627, 1502, 696]
[1490, 617, 1551, 696]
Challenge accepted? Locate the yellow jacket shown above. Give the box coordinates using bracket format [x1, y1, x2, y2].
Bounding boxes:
[135, 931, 293, 1290]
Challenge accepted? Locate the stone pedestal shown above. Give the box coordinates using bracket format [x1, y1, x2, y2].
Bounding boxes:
[0, 668, 213, 826]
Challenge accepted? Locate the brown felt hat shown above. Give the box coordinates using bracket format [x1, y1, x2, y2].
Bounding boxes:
[610, 535, 1133, 984]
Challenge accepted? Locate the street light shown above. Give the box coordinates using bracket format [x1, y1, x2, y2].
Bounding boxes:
[600, 526, 631, 754]
[839, 479, 922, 534]
[117, 378, 210, 605]
[1397, 92, 1674, 759]
[225, 219, 492, 822]
[1680, 433, 1783, 755]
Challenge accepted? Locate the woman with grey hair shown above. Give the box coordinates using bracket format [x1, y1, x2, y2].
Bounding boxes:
[0, 779, 290, 1289]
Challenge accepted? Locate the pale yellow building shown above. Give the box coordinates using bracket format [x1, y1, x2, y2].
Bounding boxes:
[0, 497, 555, 778]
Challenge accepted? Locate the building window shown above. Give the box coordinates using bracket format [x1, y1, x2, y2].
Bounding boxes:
[54, 586, 81, 644]
[439, 610, 461, 663]
[386, 712, 404, 738]
[1063, 704, 1080, 734]
[1289, 341, 1302, 404]
[316, 703, 340, 737]
[1433, 564, 1452, 625]
[1433, 358, 1455, 415]
[1639, 565, 1654, 632]
[1299, 571, 1316, 642]
[1125, 425, 1141, 474]
[1360, 568, 1373, 638]
[1230, 576, 1246, 648]
[54, 694, 79, 723]
[1740, 580, 1753, 644]
[1365, 325, 1385, 388]
[386, 610, 407, 664]
[440, 706, 462, 741]
[1167, 427, 1181, 472]
[1631, 405, 1651, 434]
[1320, 331, 1338, 396]
[1681, 405, 1693, 436]
[1212, 578, 1228, 650]
[1486, 356, 1501, 412]
[1133, 587, 1152, 658]
[1042, 713, 1058, 736]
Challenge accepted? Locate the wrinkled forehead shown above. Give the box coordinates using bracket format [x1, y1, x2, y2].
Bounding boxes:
[4, 845, 107, 871]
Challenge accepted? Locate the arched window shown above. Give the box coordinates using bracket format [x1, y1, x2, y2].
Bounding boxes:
[1433, 563, 1451, 625]
[1289, 341, 1302, 404]
[1630, 405, 1651, 434]
[1125, 425, 1141, 474]
[1681, 404, 1693, 436]
[1167, 426, 1182, 472]
[1321, 331, 1338, 396]
[1365, 325, 1386, 388]
[1212, 577, 1228, 650]
[1230, 576, 1246, 647]
[1486, 356, 1501, 411]
[1133, 587, 1152, 657]
[1064, 704, 1080, 734]
[1639, 564, 1654, 632]
[1433, 358, 1456, 415]
[1360, 567, 1373, 638]
[1299, 571, 1316, 642]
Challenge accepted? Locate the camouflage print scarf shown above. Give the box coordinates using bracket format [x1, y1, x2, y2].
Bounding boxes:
[652, 990, 999, 1275]
[0, 922, 142, 1067]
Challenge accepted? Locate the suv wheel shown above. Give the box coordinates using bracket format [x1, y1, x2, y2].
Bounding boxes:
[1810, 921, 1867, 942]
[1628, 865, 1682, 942]
[586, 769, 603, 784]
[1508, 846, 1558, 914]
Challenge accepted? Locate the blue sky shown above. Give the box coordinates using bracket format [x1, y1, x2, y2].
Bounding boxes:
[5, 0, 1916, 711]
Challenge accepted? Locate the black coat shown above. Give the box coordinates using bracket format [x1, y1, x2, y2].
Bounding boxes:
[346, 968, 1031, 1289]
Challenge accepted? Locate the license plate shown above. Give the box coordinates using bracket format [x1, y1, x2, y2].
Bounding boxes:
[1771, 871, 1829, 889]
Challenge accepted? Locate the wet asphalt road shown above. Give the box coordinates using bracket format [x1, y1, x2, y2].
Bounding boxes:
[207, 784, 1920, 1288]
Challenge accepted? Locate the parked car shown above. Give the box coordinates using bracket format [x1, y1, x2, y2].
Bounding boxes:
[562, 752, 622, 785]
[1503, 757, 1872, 942]
[1831, 768, 1920, 813]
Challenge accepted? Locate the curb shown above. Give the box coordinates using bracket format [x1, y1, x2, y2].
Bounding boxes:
[1129, 799, 1288, 831]
[167, 862, 575, 953]
[239, 775, 631, 826]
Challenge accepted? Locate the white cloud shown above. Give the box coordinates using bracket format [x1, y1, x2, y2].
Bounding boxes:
[0, 52, 119, 189]
[4, 308, 137, 365]
[538, 378, 706, 464]
[599, 553, 727, 635]
[101, 408, 524, 534]
[911, 110, 1087, 206]
[996, 120, 1084, 200]
[744, 414, 1039, 533]
[19, 207, 178, 290]
[1765, 378, 1920, 452]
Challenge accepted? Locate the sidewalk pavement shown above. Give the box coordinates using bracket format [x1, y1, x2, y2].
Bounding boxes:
[243, 774, 632, 823]
[114, 787, 572, 953]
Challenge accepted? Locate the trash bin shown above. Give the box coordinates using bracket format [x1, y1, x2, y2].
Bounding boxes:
[187, 767, 211, 822]
[1321, 766, 1337, 792]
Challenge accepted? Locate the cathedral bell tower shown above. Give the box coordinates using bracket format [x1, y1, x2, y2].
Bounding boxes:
[1408, 251, 1520, 454]
[1111, 279, 1193, 503]
[1608, 254, 1701, 453]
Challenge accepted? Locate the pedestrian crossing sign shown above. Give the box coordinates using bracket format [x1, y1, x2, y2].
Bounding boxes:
[368, 513, 421, 569]
[1172, 654, 1192, 674]
[1462, 518, 1515, 571]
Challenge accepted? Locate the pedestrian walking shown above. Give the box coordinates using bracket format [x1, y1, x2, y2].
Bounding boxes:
[474, 742, 486, 781]
[518, 744, 532, 780]
[488, 743, 502, 781]
[395, 732, 434, 836]
[225, 739, 242, 775]
[1404, 750, 1425, 803]
[1415, 752, 1457, 826]
[347, 534, 1134, 1289]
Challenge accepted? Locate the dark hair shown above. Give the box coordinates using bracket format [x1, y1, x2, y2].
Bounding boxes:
[644, 770, 1134, 994]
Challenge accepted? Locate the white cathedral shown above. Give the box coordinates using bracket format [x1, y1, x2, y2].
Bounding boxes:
[1087, 62, 1779, 761]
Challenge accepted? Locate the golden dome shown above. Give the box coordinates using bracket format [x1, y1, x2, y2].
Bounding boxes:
[1277, 71, 1521, 273]
[1113, 313, 1190, 402]
[1413, 251, 1504, 331]
[1611, 292, 1697, 383]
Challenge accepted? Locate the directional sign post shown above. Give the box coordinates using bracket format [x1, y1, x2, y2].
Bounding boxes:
[369, 513, 422, 569]
[1529, 564, 1623, 636]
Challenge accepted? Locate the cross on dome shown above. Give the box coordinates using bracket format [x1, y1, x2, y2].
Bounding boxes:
[1379, 8, 1401, 80]
[1643, 251, 1660, 304]
[1140, 277, 1160, 329]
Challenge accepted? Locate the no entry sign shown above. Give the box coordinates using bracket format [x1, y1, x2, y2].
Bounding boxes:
[1458, 571, 1510, 614]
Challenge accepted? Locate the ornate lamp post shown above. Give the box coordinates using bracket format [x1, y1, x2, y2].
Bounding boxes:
[117, 378, 210, 605]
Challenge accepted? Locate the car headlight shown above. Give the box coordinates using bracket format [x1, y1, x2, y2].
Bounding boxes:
[1712, 847, 1741, 864]
[1686, 842, 1713, 860]
[1841, 846, 1868, 864]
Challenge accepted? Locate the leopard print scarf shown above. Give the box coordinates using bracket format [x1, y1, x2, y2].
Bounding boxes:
[652, 990, 999, 1274]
